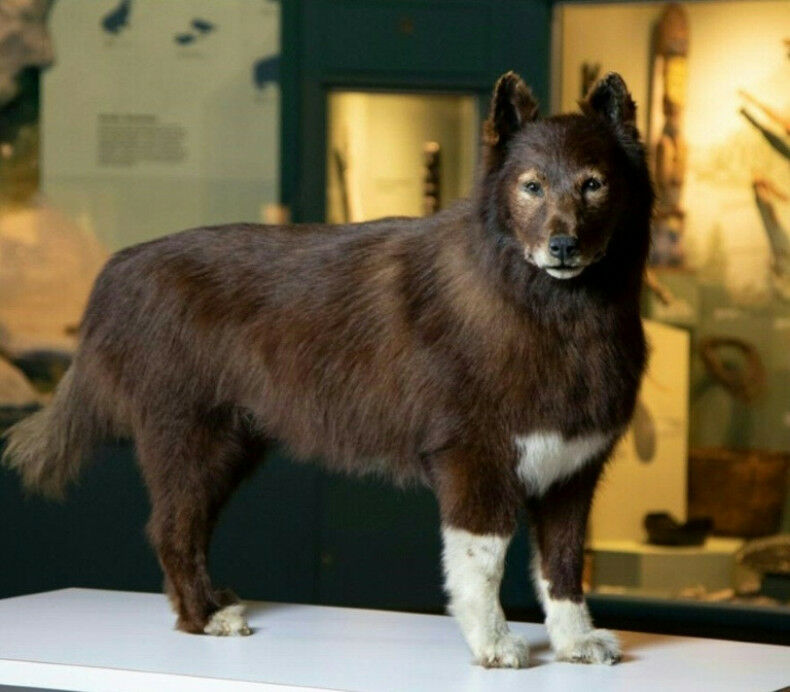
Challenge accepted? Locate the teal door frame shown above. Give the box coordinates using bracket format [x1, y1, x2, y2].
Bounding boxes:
[280, 0, 552, 223]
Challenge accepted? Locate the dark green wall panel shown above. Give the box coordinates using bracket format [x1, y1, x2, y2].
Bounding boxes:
[324, 2, 491, 77]
[1, 443, 159, 598]
[0, 444, 321, 605]
[281, 0, 552, 222]
[317, 475, 444, 610]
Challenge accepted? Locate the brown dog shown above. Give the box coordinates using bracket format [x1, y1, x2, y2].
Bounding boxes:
[3, 71, 652, 667]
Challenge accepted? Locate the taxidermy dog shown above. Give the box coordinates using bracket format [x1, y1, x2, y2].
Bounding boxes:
[3, 71, 652, 668]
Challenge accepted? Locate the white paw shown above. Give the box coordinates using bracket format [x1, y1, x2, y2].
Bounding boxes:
[203, 604, 251, 636]
[555, 628, 621, 665]
[475, 634, 530, 669]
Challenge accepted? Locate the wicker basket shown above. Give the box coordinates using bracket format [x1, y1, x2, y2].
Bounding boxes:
[688, 447, 790, 537]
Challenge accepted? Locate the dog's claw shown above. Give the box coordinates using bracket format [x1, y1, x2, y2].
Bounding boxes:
[476, 634, 530, 669]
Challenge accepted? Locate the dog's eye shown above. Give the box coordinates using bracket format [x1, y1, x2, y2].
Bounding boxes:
[522, 181, 542, 195]
[582, 177, 603, 193]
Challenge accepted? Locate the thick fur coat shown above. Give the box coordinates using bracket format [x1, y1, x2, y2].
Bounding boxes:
[4, 72, 652, 667]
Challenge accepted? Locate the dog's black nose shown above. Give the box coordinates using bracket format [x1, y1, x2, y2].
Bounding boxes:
[548, 235, 579, 262]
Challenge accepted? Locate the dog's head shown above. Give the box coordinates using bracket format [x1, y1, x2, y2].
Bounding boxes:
[479, 71, 651, 281]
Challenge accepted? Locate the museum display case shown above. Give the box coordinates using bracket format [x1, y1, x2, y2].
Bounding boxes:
[326, 91, 478, 223]
[554, 0, 790, 617]
[1, 0, 788, 644]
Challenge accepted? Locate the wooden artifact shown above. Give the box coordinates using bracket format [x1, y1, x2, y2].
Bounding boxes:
[648, 3, 689, 267]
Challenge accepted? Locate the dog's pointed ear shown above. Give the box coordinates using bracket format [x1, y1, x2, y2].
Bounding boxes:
[580, 72, 637, 130]
[483, 71, 539, 152]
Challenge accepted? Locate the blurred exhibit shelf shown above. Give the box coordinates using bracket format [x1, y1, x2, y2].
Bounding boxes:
[0, 589, 789, 692]
[591, 537, 744, 597]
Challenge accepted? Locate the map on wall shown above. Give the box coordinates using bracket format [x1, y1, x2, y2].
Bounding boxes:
[42, 0, 281, 250]
[1, 0, 282, 415]
[100, 0, 280, 86]
[101, 0, 132, 35]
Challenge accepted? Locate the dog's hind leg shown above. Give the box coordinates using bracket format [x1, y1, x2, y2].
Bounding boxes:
[137, 407, 265, 635]
[434, 449, 529, 669]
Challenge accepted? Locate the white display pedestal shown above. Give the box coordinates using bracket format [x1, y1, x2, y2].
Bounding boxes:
[0, 589, 788, 691]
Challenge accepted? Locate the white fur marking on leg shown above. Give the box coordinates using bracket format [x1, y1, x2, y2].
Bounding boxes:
[203, 604, 251, 636]
[530, 551, 549, 608]
[530, 552, 619, 664]
[442, 526, 529, 668]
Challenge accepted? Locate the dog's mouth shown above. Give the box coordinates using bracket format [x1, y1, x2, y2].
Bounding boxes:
[525, 253, 589, 280]
[543, 264, 585, 279]
[526, 248, 607, 281]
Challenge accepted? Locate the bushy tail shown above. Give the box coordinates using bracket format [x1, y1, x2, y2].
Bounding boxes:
[2, 366, 103, 498]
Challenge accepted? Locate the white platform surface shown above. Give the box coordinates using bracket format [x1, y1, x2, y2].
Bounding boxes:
[0, 589, 788, 692]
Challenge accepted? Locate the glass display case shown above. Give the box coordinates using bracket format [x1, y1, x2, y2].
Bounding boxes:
[326, 91, 478, 223]
[555, 0, 790, 613]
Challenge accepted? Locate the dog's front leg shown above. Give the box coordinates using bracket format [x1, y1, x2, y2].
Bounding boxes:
[435, 455, 528, 668]
[527, 460, 621, 664]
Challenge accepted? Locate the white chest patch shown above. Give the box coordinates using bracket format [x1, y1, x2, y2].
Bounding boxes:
[514, 431, 614, 496]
